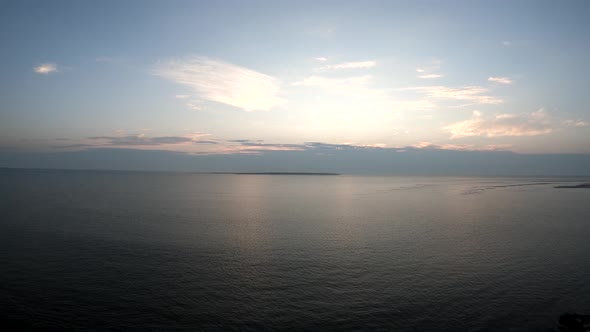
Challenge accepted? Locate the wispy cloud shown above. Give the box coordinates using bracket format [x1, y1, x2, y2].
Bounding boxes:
[501, 41, 511, 47]
[16, 132, 529, 156]
[186, 102, 204, 111]
[563, 119, 589, 127]
[411, 141, 512, 151]
[237, 141, 513, 154]
[81, 135, 310, 154]
[406, 86, 503, 104]
[445, 109, 554, 138]
[34, 63, 58, 74]
[175, 94, 190, 99]
[315, 57, 328, 62]
[418, 74, 443, 79]
[88, 135, 217, 146]
[154, 57, 283, 112]
[324, 61, 376, 70]
[293, 75, 435, 110]
[415, 59, 443, 79]
[488, 76, 513, 85]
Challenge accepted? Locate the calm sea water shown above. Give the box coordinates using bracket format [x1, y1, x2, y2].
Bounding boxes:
[1, 169, 590, 331]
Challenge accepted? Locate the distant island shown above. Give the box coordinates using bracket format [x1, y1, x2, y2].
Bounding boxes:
[555, 183, 590, 188]
[213, 172, 341, 176]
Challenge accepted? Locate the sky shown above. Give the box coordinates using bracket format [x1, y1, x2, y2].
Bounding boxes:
[1, 1, 590, 174]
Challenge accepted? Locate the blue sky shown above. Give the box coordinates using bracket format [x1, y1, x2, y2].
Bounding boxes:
[1, 0, 590, 172]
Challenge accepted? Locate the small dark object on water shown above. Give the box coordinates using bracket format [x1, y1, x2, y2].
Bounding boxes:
[554, 183, 590, 189]
[558, 313, 590, 331]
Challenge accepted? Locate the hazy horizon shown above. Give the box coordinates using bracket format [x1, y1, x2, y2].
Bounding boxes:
[2, 146, 590, 176]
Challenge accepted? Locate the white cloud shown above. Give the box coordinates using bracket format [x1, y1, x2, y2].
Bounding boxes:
[315, 57, 328, 62]
[415, 60, 443, 79]
[186, 102, 204, 111]
[324, 61, 376, 70]
[154, 57, 283, 112]
[293, 75, 435, 111]
[445, 109, 554, 138]
[34, 63, 58, 74]
[563, 119, 589, 127]
[418, 74, 443, 79]
[488, 76, 513, 85]
[175, 94, 190, 99]
[406, 86, 503, 104]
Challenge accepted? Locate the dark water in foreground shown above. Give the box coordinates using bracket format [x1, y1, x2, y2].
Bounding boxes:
[1, 169, 590, 331]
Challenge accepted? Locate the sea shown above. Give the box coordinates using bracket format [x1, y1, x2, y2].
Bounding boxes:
[1, 168, 589, 331]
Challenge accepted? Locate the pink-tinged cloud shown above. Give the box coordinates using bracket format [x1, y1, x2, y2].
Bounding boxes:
[411, 141, 511, 151]
[406, 86, 503, 104]
[445, 110, 554, 138]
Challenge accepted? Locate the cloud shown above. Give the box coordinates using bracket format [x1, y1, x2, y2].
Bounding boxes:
[411, 141, 512, 151]
[227, 139, 262, 143]
[324, 61, 376, 70]
[154, 57, 283, 111]
[415, 60, 443, 79]
[235, 140, 513, 154]
[82, 135, 312, 154]
[445, 109, 554, 138]
[79, 136, 431, 155]
[234, 142, 306, 151]
[305, 142, 368, 150]
[293, 75, 435, 111]
[89, 135, 192, 146]
[88, 135, 217, 146]
[34, 63, 58, 74]
[488, 76, 513, 85]
[175, 94, 190, 99]
[406, 86, 503, 104]
[501, 41, 511, 47]
[186, 101, 204, 111]
[563, 119, 589, 127]
[315, 57, 328, 61]
[418, 74, 443, 79]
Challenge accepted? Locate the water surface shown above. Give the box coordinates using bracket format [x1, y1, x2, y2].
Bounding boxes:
[1, 169, 589, 331]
